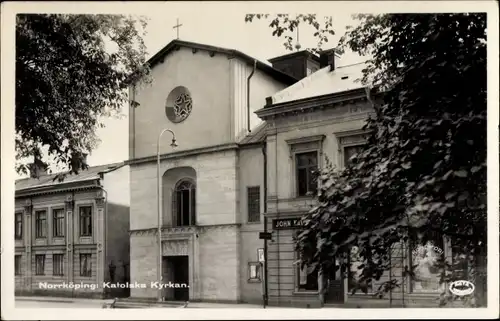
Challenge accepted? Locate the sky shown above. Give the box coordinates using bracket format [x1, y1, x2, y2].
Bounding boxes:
[16, 5, 366, 178]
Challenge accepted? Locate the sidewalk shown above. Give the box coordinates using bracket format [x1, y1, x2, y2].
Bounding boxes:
[186, 302, 281, 309]
[15, 296, 300, 309]
[15, 296, 113, 305]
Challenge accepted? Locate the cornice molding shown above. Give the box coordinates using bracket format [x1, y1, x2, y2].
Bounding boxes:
[16, 183, 98, 199]
[285, 134, 326, 146]
[256, 88, 371, 120]
[129, 223, 241, 236]
[334, 128, 372, 138]
[126, 143, 239, 166]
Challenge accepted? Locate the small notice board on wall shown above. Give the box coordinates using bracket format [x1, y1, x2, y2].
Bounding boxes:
[257, 248, 265, 263]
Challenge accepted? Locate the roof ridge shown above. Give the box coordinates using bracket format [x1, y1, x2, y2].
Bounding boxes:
[144, 39, 298, 86]
[15, 161, 124, 183]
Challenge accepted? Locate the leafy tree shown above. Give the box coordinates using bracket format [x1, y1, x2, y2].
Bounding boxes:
[16, 14, 150, 180]
[246, 13, 487, 306]
[244, 14, 335, 54]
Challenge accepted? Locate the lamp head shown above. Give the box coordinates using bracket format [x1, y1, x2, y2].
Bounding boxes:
[170, 138, 178, 148]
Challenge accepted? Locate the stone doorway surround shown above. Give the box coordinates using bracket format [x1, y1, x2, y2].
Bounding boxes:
[161, 226, 199, 301]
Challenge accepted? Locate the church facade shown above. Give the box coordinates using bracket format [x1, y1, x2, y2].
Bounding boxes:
[126, 40, 295, 303]
[127, 39, 463, 307]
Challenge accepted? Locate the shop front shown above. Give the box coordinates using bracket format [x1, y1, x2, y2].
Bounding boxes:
[265, 213, 347, 308]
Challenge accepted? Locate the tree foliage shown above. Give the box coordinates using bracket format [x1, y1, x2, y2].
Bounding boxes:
[247, 13, 487, 306]
[16, 14, 150, 180]
[245, 14, 335, 53]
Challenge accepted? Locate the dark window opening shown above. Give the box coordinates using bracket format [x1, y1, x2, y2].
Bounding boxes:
[173, 180, 196, 227]
[53, 208, 65, 237]
[35, 210, 47, 238]
[79, 206, 92, 236]
[247, 186, 261, 223]
[35, 254, 45, 275]
[296, 151, 318, 197]
[15, 255, 21, 275]
[15, 212, 23, 239]
[80, 253, 92, 277]
[53, 254, 64, 276]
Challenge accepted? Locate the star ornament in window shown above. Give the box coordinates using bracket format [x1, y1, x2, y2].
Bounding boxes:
[173, 93, 192, 120]
[166, 89, 193, 123]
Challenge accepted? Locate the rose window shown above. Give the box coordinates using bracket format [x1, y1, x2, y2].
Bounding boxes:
[165, 86, 193, 123]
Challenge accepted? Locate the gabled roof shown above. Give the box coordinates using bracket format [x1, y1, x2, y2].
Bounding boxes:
[146, 39, 298, 85]
[268, 62, 368, 106]
[15, 162, 124, 193]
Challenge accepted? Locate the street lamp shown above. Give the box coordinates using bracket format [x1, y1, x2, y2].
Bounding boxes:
[157, 128, 177, 302]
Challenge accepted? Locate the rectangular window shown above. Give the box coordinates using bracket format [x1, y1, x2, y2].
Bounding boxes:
[409, 231, 445, 293]
[35, 210, 47, 238]
[15, 255, 21, 275]
[15, 212, 23, 239]
[53, 254, 64, 276]
[348, 246, 374, 293]
[295, 232, 319, 291]
[52, 208, 65, 237]
[248, 262, 262, 282]
[295, 151, 318, 197]
[247, 186, 261, 223]
[79, 206, 92, 236]
[343, 145, 364, 168]
[297, 263, 319, 291]
[80, 253, 92, 277]
[35, 254, 45, 275]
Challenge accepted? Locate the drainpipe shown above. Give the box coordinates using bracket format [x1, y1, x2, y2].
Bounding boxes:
[103, 188, 108, 283]
[247, 60, 257, 133]
[261, 142, 268, 307]
[97, 181, 109, 285]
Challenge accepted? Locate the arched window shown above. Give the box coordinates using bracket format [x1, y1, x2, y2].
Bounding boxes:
[172, 179, 196, 227]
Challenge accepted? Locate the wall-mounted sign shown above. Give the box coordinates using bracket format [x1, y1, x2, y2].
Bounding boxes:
[259, 232, 273, 240]
[257, 248, 265, 263]
[272, 218, 304, 230]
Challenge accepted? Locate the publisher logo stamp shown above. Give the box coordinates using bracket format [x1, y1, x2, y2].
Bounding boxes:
[449, 280, 475, 296]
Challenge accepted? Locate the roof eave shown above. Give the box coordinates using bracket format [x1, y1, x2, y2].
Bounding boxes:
[255, 87, 371, 119]
[15, 178, 100, 198]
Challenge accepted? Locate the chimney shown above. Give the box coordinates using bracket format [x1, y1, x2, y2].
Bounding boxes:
[319, 48, 339, 71]
[29, 161, 47, 178]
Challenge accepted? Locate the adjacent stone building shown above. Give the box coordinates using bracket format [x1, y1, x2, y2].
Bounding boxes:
[256, 52, 473, 308]
[14, 162, 130, 298]
[255, 59, 375, 307]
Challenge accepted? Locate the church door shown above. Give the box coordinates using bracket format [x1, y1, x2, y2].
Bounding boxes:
[171, 256, 189, 301]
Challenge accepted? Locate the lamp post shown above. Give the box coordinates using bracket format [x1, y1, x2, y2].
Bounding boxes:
[157, 128, 178, 302]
